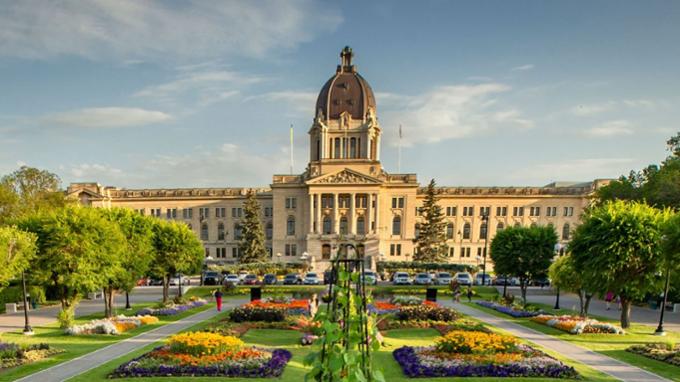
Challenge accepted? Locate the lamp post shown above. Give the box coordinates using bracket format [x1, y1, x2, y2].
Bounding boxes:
[481, 213, 489, 287]
[655, 266, 672, 336]
[553, 243, 564, 310]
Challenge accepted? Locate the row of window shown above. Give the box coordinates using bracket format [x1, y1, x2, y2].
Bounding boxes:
[412, 222, 572, 241]
[317, 194, 370, 209]
[207, 246, 278, 259]
[135, 206, 268, 219]
[198, 222, 274, 241]
[314, 216, 371, 235]
[419, 206, 575, 217]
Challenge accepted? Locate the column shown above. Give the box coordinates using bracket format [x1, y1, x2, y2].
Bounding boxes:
[374, 193, 380, 234]
[316, 194, 322, 234]
[349, 192, 356, 234]
[376, 135, 381, 161]
[333, 193, 339, 234]
[366, 193, 372, 235]
[308, 193, 314, 233]
[320, 130, 326, 159]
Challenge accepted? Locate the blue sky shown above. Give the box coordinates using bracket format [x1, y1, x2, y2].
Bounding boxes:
[1, 0, 678, 188]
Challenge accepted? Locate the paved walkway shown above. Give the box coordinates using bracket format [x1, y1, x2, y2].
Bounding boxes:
[442, 301, 670, 382]
[16, 299, 245, 382]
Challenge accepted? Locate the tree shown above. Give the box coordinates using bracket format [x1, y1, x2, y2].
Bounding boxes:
[100, 208, 155, 317]
[549, 255, 594, 317]
[414, 179, 447, 262]
[0, 226, 36, 290]
[238, 191, 268, 264]
[661, 213, 680, 307]
[0, 166, 68, 223]
[150, 220, 204, 303]
[18, 205, 125, 327]
[570, 200, 669, 328]
[490, 225, 557, 305]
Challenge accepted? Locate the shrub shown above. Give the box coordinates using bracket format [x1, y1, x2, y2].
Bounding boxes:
[396, 305, 458, 322]
[57, 307, 75, 329]
[435, 330, 518, 354]
[167, 332, 244, 356]
[229, 306, 286, 323]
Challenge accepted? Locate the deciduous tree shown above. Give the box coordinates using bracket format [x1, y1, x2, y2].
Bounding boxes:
[0, 166, 67, 223]
[570, 200, 669, 328]
[414, 179, 447, 262]
[0, 226, 36, 290]
[549, 255, 594, 317]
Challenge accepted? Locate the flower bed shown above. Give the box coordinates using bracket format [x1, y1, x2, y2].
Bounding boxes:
[531, 315, 624, 335]
[246, 298, 310, 316]
[378, 318, 490, 335]
[393, 330, 578, 378]
[476, 301, 543, 318]
[110, 331, 292, 378]
[627, 343, 680, 367]
[369, 296, 437, 315]
[66, 315, 159, 335]
[136, 298, 207, 317]
[0, 342, 63, 369]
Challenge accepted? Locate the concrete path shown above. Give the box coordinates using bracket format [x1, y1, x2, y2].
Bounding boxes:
[443, 301, 670, 382]
[16, 299, 245, 382]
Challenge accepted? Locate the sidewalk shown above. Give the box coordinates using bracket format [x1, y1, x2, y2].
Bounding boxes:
[16, 299, 245, 382]
[443, 301, 670, 382]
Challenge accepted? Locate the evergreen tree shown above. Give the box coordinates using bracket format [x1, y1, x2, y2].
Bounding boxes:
[238, 191, 268, 263]
[414, 179, 447, 262]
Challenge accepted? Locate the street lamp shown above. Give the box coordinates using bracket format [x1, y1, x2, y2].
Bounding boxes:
[655, 262, 672, 336]
[480, 213, 490, 287]
[9, 239, 33, 335]
[553, 243, 565, 310]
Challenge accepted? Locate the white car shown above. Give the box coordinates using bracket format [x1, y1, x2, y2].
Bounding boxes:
[435, 272, 452, 285]
[454, 272, 473, 286]
[224, 274, 240, 285]
[361, 271, 378, 285]
[303, 272, 321, 285]
[392, 272, 412, 285]
[475, 273, 493, 286]
[168, 275, 190, 286]
[237, 271, 249, 281]
[414, 273, 432, 285]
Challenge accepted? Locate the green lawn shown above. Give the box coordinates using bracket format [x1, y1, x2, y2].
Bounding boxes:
[0, 302, 213, 382]
[72, 310, 616, 382]
[467, 302, 680, 381]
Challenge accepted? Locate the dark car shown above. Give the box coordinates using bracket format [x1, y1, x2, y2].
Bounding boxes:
[263, 274, 277, 285]
[203, 271, 221, 286]
[532, 277, 550, 287]
[283, 273, 302, 285]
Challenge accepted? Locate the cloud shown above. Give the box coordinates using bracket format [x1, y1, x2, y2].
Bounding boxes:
[570, 99, 666, 117]
[570, 102, 616, 116]
[511, 64, 535, 72]
[246, 91, 317, 115]
[0, 0, 342, 61]
[379, 83, 532, 146]
[67, 163, 124, 180]
[508, 158, 636, 184]
[42, 107, 172, 128]
[583, 120, 634, 137]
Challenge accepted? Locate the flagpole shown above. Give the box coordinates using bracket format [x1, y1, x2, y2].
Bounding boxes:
[290, 124, 294, 175]
[398, 124, 402, 173]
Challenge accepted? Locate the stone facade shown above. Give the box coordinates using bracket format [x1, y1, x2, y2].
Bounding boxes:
[67, 47, 609, 272]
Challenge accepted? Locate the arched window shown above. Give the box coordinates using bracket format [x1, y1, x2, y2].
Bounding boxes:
[339, 217, 348, 235]
[562, 223, 570, 240]
[392, 216, 401, 235]
[446, 222, 454, 239]
[323, 216, 332, 234]
[356, 216, 365, 235]
[322, 244, 331, 260]
[334, 138, 341, 158]
[217, 222, 225, 241]
[287, 216, 295, 236]
[496, 222, 504, 231]
[350, 137, 357, 158]
[265, 222, 273, 240]
[415, 223, 421, 239]
[233, 223, 242, 240]
[200, 223, 209, 241]
[480, 223, 488, 240]
[463, 222, 471, 240]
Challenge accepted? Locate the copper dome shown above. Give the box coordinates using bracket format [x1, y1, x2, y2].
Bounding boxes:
[315, 47, 376, 120]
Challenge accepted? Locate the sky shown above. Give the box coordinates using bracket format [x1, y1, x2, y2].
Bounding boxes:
[1, 0, 679, 189]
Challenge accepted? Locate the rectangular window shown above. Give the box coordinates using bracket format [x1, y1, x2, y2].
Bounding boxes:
[449, 247, 455, 257]
[263, 207, 273, 217]
[512, 206, 524, 217]
[205, 247, 210, 258]
[182, 208, 193, 219]
[285, 197, 297, 209]
[355, 195, 366, 208]
[135, 208, 145, 215]
[480, 206, 490, 216]
[496, 206, 507, 216]
[463, 206, 474, 216]
[446, 206, 457, 216]
[390, 244, 401, 256]
[215, 207, 226, 218]
[391, 197, 405, 209]
[564, 207, 574, 216]
[150, 208, 161, 217]
[529, 207, 541, 217]
[285, 244, 298, 257]
[199, 207, 209, 219]
[232, 247, 238, 258]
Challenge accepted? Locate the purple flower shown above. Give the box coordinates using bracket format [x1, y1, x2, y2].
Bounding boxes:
[476, 301, 542, 318]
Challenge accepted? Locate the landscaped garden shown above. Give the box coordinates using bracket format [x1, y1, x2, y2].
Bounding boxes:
[531, 314, 624, 335]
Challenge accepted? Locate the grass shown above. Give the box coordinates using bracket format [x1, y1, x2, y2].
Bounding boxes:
[0, 302, 213, 382]
[467, 301, 680, 381]
[71, 309, 616, 382]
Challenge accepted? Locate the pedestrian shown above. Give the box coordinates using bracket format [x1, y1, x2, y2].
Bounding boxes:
[467, 286, 473, 302]
[605, 291, 614, 310]
[214, 289, 223, 312]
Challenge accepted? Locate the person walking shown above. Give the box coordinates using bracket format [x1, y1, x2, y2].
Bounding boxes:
[214, 289, 223, 312]
[467, 286, 473, 302]
[605, 291, 614, 310]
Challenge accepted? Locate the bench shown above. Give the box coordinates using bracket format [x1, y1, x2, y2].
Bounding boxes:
[5, 303, 30, 313]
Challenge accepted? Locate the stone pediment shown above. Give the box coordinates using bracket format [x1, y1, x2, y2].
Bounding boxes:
[307, 169, 382, 185]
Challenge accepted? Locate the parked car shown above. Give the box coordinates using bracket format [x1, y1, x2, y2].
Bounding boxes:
[510, 277, 521, 286]
[475, 273, 493, 286]
[435, 272, 453, 285]
[169, 274, 190, 286]
[392, 272, 412, 285]
[237, 271, 249, 281]
[224, 274, 240, 285]
[148, 278, 164, 286]
[303, 272, 321, 285]
[494, 275, 510, 285]
[454, 272, 473, 286]
[283, 273, 302, 285]
[136, 278, 149, 286]
[532, 277, 550, 287]
[242, 274, 260, 285]
[361, 271, 378, 285]
[263, 274, 278, 285]
[203, 271, 222, 286]
[414, 272, 432, 285]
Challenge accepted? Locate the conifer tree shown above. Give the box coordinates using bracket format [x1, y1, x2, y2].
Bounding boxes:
[238, 191, 268, 263]
[414, 179, 447, 262]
